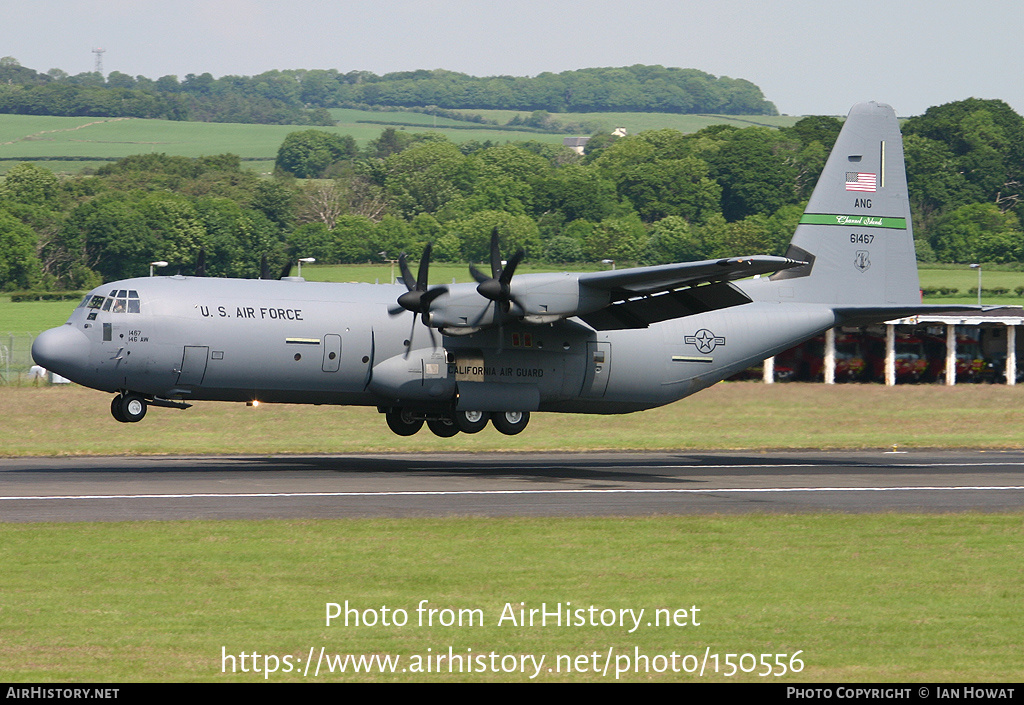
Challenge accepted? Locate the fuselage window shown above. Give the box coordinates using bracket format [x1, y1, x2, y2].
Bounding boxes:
[102, 298, 113, 311]
[87, 295, 106, 309]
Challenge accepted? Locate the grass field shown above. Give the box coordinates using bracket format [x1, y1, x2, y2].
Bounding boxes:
[3, 382, 1024, 456]
[0, 112, 571, 175]
[1, 513, 1020, 682]
[0, 109, 804, 175]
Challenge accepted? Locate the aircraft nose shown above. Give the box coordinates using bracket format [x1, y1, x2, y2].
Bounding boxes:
[32, 325, 91, 378]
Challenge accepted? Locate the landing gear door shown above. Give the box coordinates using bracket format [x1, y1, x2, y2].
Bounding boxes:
[177, 346, 209, 386]
[581, 341, 611, 397]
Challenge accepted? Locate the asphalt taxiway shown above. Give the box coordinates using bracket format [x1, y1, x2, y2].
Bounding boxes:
[2, 450, 1024, 522]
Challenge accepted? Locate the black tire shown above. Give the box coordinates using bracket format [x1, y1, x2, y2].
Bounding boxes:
[119, 393, 147, 423]
[454, 410, 489, 434]
[491, 410, 530, 436]
[427, 417, 460, 437]
[385, 409, 423, 436]
[110, 395, 128, 423]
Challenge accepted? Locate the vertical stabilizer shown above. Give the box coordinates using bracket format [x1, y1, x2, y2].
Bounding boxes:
[772, 102, 919, 305]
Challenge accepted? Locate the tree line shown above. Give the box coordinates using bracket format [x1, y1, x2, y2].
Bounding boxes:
[0, 58, 775, 125]
[1, 98, 1021, 293]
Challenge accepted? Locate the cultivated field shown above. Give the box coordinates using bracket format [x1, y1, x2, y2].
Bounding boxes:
[0, 109, 802, 175]
[0, 111, 566, 175]
[468, 109, 803, 134]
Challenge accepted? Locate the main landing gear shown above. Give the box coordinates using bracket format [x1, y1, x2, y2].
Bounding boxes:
[383, 408, 530, 437]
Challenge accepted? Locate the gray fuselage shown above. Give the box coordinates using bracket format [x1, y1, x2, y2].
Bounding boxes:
[35, 274, 835, 415]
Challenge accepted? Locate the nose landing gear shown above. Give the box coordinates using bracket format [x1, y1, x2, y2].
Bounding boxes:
[111, 392, 147, 423]
[110, 393, 192, 422]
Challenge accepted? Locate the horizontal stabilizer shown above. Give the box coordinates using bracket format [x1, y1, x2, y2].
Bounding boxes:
[833, 304, 987, 327]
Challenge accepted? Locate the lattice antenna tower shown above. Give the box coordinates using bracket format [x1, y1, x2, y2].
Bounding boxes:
[92, 47, 105, 75]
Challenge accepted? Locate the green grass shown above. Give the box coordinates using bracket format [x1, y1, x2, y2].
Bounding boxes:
[0, 110, 801, 175]
[918, 265, 1024, 305]
[0, 113, 568, 175]
[0, 298, 79, 335]
[4, 383, 1024, 456]
[1, 514, 1020, 681]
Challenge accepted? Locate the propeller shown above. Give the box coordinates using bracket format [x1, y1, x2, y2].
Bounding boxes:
[470, 228, 524, 315]
[194, 248, 206, 277]
[469, 228, 525, 346]
[388, 243, 448, 355]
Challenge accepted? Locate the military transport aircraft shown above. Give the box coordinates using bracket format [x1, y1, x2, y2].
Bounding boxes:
[32, 102, 967, 437]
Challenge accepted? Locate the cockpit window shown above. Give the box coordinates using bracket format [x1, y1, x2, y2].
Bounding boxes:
[88, 291, 142, 313]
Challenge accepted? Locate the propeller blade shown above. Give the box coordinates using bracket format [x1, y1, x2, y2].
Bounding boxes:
[469, 264, 490, 285]
[420, 285, 448, 307]
[501, 249, 525, 285]
[398, 253, 416, 292]
[416, 243, 433, 291]
[392, 244, 446, 353]
[489, 228, 502, 279]
[470, 231, 525, 320]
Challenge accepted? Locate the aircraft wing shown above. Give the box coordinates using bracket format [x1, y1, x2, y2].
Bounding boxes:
[577, 255, 804, 296]
[574, 255, 805, 330]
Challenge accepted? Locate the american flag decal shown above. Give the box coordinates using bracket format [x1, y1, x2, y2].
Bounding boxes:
[846, 172, 877, 192]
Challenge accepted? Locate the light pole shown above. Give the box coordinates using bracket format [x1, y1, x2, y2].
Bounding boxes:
[149, 261, 168, 277]
[970, 263, 982, 305]
[601, 258, 616, 271]
[380, 251, 397, 284]
[297, 257, 315, 278]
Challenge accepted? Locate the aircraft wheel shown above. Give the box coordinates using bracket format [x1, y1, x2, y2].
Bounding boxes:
[427, 417, 460, 438]
[119, 393, 147, 423]
[454, 410, 489, 434]
[385, 409, 423, 436]
[491, 410, 530, 436]
[110, 395, 128, 423]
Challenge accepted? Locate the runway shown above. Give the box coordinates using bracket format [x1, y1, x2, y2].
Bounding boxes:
[3, 450, 1024, 522]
